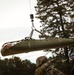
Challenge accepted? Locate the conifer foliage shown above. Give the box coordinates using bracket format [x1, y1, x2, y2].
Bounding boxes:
[0, 57, 36, 75]
[35, 0, 74, 62]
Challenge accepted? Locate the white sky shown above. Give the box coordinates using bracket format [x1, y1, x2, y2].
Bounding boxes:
[0, 0, 52, 63]
[0, 0, 40, 46]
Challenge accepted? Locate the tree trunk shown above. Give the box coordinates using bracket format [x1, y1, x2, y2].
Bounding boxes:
[57, 0, 69, 63]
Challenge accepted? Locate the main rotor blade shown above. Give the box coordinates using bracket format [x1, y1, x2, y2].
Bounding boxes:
[1, 37, 74, 56]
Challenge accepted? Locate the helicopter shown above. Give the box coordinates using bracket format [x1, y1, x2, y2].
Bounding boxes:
[1, 14, 74, 56]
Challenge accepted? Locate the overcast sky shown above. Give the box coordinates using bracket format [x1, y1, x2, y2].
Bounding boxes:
[0, 0, 40, 42]
[0, 0, 41, 45]
[0, 0, 52, 63]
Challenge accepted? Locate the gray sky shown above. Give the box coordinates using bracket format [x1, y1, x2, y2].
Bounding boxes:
[0, 0, 52, 63]
[0, 0, 40, 46]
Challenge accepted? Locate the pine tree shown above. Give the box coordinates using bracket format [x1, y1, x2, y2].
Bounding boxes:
[35, 0, 74, 62]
